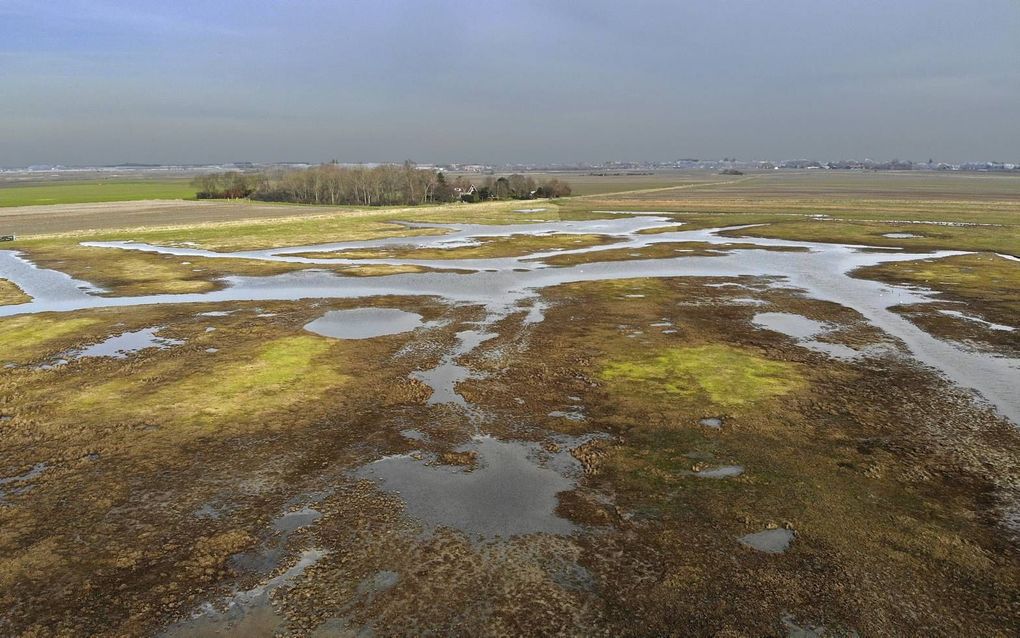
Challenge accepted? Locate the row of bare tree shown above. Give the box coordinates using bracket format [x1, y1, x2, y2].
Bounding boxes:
[193, 163, 570, 206]
[477, 175, 572, 200]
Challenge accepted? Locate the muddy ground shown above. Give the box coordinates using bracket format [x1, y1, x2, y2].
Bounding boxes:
[1, 280, 1017, 636]
[1, 184, 1019, 637]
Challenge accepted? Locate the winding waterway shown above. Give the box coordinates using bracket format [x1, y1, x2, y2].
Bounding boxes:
[1, 215, 1017, 424]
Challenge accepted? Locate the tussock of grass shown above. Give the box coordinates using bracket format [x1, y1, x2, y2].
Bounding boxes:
[0, 279, 30, 306]
[69, 248, 216, 295]
[299, 233, 618, 261]
[339, 263, 437, 276]
[0, 537, 62, 589]
[585, 278, 670, 297]
[602, 344, 802, 408]
[537, 240, 806, 267]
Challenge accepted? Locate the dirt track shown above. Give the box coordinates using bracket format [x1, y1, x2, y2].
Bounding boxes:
[0, 199, 342, 236]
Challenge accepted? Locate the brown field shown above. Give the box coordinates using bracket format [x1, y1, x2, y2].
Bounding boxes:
[1, 170, 1018, 636]
[444, 169, 725, 195]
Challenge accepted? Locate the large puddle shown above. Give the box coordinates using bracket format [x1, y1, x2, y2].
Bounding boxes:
[882, 232, 921, 239]
[1, 214, 1018, 424]
[71, 327, 184, 359]
[751, 312, 869, 360]
[304, 307, 423, 339]
[752, 312, 828, 340]
[355, 435, 580, 539]
[738, 527, 796, 554]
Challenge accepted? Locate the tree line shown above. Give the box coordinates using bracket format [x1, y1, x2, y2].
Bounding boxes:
[193, 163, 570, 206]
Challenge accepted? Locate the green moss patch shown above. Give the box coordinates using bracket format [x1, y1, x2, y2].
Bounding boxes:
[73, 335, 348, 431]
[601, 344, 802, 408]
[0, 315, 102, 362]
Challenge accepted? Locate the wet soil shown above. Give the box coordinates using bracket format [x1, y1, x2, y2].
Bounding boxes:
[0, 210, 1018, 636]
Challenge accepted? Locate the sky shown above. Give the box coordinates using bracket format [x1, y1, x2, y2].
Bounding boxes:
[1, 0, 1018, 166]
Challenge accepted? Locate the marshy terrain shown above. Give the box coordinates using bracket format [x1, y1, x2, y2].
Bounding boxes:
[0, 172, 1018, 636]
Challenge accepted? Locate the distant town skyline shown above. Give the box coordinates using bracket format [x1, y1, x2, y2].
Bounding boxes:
[8, 155, 1016, 175]
[2, 1, 1018, 166]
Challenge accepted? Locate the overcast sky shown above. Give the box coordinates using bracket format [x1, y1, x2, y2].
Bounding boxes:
[1, 0, 1017, 166]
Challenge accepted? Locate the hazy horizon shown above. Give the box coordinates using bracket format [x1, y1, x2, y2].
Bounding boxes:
[2, 1, 1018, 166]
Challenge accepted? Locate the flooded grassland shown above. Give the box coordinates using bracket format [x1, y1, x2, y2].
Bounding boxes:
[0, 191, 1018, 636]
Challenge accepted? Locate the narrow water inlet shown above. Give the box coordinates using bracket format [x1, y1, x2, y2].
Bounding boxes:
[412, 327, 497, 408]
[161, 548, 327, 637]
[167, 499, 330, 636]
[751, 312, 874, 361]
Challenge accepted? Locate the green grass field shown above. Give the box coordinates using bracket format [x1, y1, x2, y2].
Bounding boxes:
[0, 179, 195, 207]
